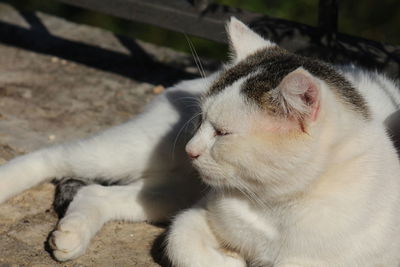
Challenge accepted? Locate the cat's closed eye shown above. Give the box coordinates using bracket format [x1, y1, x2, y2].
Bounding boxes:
[214, 128, 231, 136]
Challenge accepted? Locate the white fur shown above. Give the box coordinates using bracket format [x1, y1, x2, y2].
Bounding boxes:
[1, 18, 400, 267]
[227, 17, 275, 62]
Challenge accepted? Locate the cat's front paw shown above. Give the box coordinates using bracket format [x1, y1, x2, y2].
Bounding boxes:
[210, 247, 245, 267]
[219, 255, 247, 267]
[193, 253, 246, 267]
[49, 215, 91, 261]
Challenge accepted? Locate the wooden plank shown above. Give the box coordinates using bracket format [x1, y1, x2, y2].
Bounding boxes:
[56, 0, 399, 79]
[58, 0, 262, 43]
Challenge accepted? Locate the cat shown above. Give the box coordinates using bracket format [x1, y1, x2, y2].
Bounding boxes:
[1, 17, 400, 267]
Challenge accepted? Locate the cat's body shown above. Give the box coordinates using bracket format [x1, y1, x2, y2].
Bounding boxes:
[1, 18, 400, 266]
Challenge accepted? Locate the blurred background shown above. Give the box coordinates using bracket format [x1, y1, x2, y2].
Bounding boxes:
[7, 0, 400, 60]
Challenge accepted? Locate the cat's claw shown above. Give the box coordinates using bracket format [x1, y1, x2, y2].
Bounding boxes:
[49, 215, 91, 261]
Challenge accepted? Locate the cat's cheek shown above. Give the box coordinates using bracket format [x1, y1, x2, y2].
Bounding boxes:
[249, 111, 302, 135]
[209, 142, 224, 163]
[216, 139, 253, 166]
[210, 138, 241, 162]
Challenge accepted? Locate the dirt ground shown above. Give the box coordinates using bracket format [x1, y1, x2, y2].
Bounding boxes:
[0, 3, 213, 266]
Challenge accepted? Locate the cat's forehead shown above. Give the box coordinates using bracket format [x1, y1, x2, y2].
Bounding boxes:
[204, 84, 251, 117]
[206, 47, 370, 119]
[203, 87, 257, 131]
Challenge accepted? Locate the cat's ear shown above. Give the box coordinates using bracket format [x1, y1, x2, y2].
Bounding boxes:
[276, 67, 320, 121]
[227, 17, 275, 62]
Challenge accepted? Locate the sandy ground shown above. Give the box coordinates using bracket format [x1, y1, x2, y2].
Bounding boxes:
[0, 3, 213, 266]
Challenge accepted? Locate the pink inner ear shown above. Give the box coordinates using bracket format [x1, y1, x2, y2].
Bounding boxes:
[301, 79, 320, 122]
[280, 69, 320, 122]
[311, 101, 320, 122]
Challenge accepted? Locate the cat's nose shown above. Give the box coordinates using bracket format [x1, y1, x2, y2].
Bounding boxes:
[185, 138, 204, 160]
[185, 145, 200, 160]
[187, 150, 200, 160]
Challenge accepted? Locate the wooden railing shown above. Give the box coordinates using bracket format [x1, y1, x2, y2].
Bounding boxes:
[1, 0, 398, 80]
[56, 0, 341, 44]
[55, 0, 399, 79]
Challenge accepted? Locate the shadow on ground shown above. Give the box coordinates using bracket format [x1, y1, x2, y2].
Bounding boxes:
[0, 7, 201, 87]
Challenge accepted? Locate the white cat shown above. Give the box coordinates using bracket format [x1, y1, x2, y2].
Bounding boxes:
[1, 17, 400, 267]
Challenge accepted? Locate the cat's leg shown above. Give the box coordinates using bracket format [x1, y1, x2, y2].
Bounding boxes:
[274, 262, 324, 267]
[50, 176, 202, 261]
[0, 77, 207, 203]
[0, 109, 175, 203]
[0, 143, 70, 203]
[166, 206, 246, 267]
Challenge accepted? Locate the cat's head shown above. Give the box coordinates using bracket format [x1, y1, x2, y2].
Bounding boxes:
[186, 18, 370, 199]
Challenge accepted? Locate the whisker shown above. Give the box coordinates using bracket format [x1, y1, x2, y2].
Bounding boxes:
[174, 96, 202, 104]
[184, 33, 206, 78]
[189, 38, 206, 78]
[272, 215, 290, 265]
[171, 112, 203, 160]
[170, 96, 202, 110]
[235, 180, 272, 211]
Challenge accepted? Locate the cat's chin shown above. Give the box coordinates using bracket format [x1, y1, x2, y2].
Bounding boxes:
[199, 174, 225, 188]
[199, 174, 217, 185]
[194, 165, 236, 189]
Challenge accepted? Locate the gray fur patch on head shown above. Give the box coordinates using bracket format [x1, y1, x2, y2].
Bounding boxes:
[208, 47, 371, 120]
[208, 47, 289, 96]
